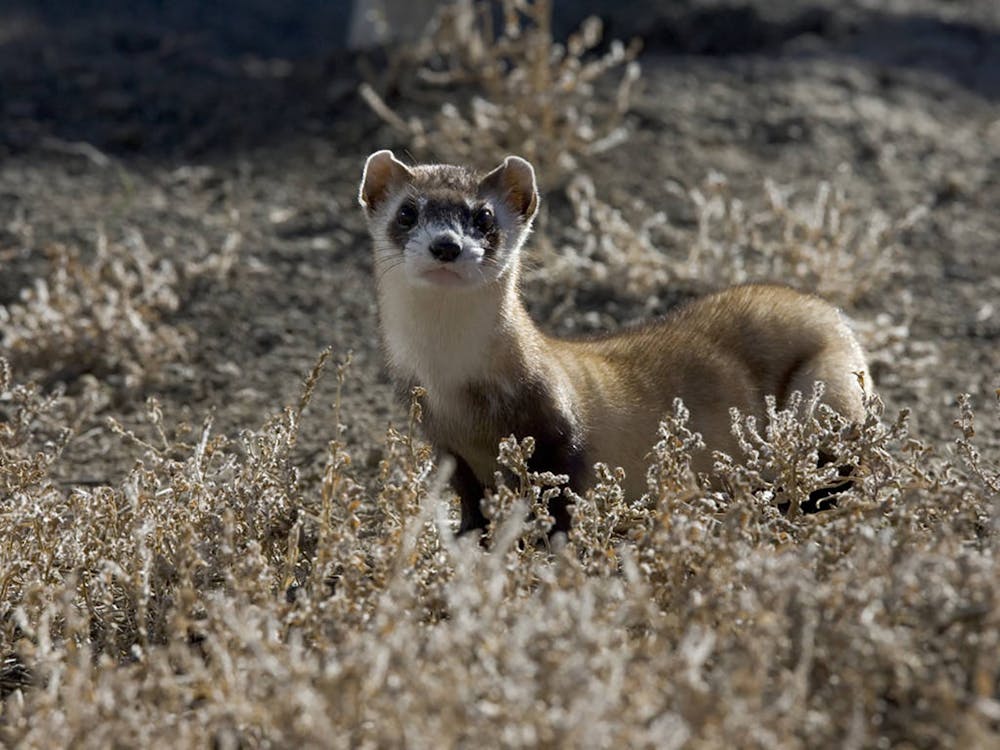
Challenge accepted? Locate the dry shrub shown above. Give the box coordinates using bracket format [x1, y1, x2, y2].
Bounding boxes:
[360, 0, 641, 180]
[678, 173, 928, 305]
[2, 349, 999, 748]
[0, 231, 186, 390]
[481, 434, 571, 551]
[714, 383, 863, 517]
[536, 173, 674, 300]
[532, 172, 926, 313]
[954, 392, 1000, 500]
[0, 360, 72, 499]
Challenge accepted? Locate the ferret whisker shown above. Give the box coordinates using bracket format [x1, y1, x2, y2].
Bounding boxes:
[374, 256, 406, 276]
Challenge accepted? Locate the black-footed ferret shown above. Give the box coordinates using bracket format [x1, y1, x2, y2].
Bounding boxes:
[359, 150, 871, 534]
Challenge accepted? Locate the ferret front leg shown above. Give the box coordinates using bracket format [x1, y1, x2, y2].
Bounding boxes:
[450, 452, 488, 536]
[527, 435, 587, 535]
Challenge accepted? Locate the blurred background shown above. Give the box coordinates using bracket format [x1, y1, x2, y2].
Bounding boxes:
[2, 0, 998, 155]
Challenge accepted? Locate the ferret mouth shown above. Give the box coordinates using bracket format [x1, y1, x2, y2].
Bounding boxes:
[419, 266, 470, 286]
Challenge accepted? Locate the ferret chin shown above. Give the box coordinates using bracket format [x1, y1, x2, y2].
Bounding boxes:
[359, 149, 872, 535]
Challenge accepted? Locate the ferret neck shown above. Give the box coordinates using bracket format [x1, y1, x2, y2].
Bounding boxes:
[378, 268, 538, 391]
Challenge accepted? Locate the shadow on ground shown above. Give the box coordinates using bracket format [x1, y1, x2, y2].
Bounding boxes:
[1, 1, 997, 160]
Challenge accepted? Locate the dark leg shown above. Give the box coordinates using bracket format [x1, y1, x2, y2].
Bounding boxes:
[451, 453, 488, 536]
[803, 462, 854, 513]
[778, 452, 854, 515]
[528, 437, 587, 535]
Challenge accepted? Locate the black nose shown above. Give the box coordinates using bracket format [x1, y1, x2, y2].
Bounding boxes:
[429, 237, 461, 262]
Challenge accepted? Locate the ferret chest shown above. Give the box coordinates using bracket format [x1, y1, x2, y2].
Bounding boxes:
[378, 282, 499, 390]
[422, 379, 582, 485]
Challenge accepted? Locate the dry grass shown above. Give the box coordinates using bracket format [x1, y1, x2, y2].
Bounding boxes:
[529, 171, 925, 319]
[2, 1, 999, 747]
[0, 230, 187, 391]
[1, 349, 998, 747]
[360, 0, 640, 182]
[676, 173, 928, 305]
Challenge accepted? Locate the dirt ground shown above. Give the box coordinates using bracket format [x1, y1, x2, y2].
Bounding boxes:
[2, 0, 998, 484]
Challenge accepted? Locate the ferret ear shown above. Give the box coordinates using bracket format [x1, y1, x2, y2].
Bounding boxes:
[359, 150, 413, 213]
[480, 156, 538, 222]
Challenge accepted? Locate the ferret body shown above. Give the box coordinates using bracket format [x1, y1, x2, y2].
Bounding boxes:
[359, 151, 870, 534]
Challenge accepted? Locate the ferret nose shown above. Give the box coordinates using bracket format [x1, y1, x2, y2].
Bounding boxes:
[429, 237, 462, 262]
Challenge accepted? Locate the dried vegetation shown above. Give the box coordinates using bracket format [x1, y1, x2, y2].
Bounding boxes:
[2, 347, 998, 747]
[2, 1, 999, 748]
[360, 0, 641, 181]
[0, 232, 186, 391]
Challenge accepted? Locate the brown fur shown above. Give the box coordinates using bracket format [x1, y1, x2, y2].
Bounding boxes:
[547, 284, 869, 498]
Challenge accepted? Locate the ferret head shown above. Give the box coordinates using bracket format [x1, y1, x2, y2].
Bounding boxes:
[359, 150, 538, 290]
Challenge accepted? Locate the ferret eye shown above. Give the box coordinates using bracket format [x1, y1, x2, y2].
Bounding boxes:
[473, 206, 495, 233]
[396, 203, 418, 229]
